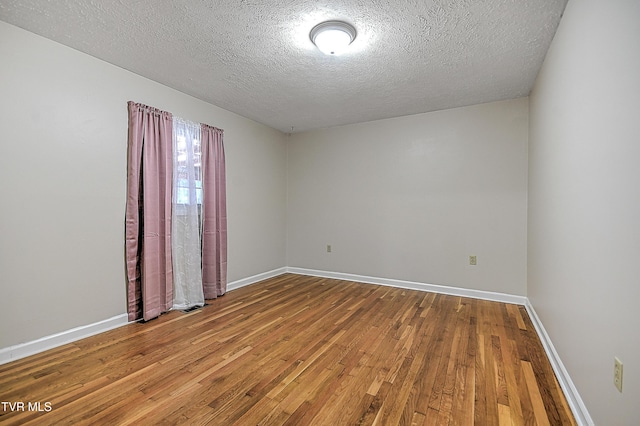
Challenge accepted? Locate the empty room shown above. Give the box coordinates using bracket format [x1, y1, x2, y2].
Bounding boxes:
[0, 0, 637, 424]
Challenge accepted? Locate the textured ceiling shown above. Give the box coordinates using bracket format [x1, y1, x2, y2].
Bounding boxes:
[0, 0, 567, 133]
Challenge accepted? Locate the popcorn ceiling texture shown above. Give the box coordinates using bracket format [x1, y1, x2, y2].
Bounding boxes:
[0, 0, 566, 132]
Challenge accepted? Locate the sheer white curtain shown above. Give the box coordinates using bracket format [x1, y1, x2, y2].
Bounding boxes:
[171, 117, 204, 310]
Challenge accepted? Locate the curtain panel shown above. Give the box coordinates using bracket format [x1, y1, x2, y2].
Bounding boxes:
[201, 124, 228, 299]
[125, 102, 174, 321]
[171, 117, 205, 310]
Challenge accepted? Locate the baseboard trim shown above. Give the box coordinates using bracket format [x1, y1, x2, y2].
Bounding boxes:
[289, 267, 590, 424]
[286, 267, 528, 305]
[0, 313, 129, 366]
[0, 268, 288, 365]
[227, 267, 288, 292]
[524, 300, 593, 426]
[0, 267, 591, 426]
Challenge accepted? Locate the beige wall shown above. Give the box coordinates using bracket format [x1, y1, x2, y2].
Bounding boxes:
[0, 21, 287, 348]
[287, 98, 528, 296]
[528, 0, 640, 423]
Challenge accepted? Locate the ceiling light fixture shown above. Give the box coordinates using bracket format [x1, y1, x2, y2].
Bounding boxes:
[309, 21, 357, 56]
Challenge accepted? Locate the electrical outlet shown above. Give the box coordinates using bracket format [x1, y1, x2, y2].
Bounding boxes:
[614, 357, 623, 393]
[327, 244, 332, 253]
[469, 255, 477, 266]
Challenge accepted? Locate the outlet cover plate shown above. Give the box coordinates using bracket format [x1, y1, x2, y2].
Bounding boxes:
[614, 357, 623, 393]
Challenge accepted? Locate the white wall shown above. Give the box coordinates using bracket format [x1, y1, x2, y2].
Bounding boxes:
[287, 98, 528, 295]
[528, 0, 640, 423]
[0, 21, 287, 349]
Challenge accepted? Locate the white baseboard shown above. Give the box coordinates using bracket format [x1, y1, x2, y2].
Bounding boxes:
[524, 301, 593, 426]
[286, 267, 528, 305]
[227, 267, 288, 292]
[0, 268, 288, 365]
[0, 313, 129, 366]
[0, 267, 591, 426]
[289, 267, 590, 425]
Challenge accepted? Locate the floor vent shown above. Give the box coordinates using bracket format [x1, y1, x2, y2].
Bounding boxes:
[180, 304, 207, 314]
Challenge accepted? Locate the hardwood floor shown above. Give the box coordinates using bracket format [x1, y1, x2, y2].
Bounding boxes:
[0, 274, 576, 425]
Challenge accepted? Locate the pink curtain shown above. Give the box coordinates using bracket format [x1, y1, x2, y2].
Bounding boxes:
[201, 124, 227, 299]
[125, 102, 174, 321]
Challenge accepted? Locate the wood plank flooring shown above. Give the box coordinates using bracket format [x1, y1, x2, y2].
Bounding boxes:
[0, 274, 576, 425]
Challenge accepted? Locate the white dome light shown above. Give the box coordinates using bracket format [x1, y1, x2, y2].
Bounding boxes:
[310, 21, 357, 56]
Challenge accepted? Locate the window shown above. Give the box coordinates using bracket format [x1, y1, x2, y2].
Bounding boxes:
[174, 132, 202, 205]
